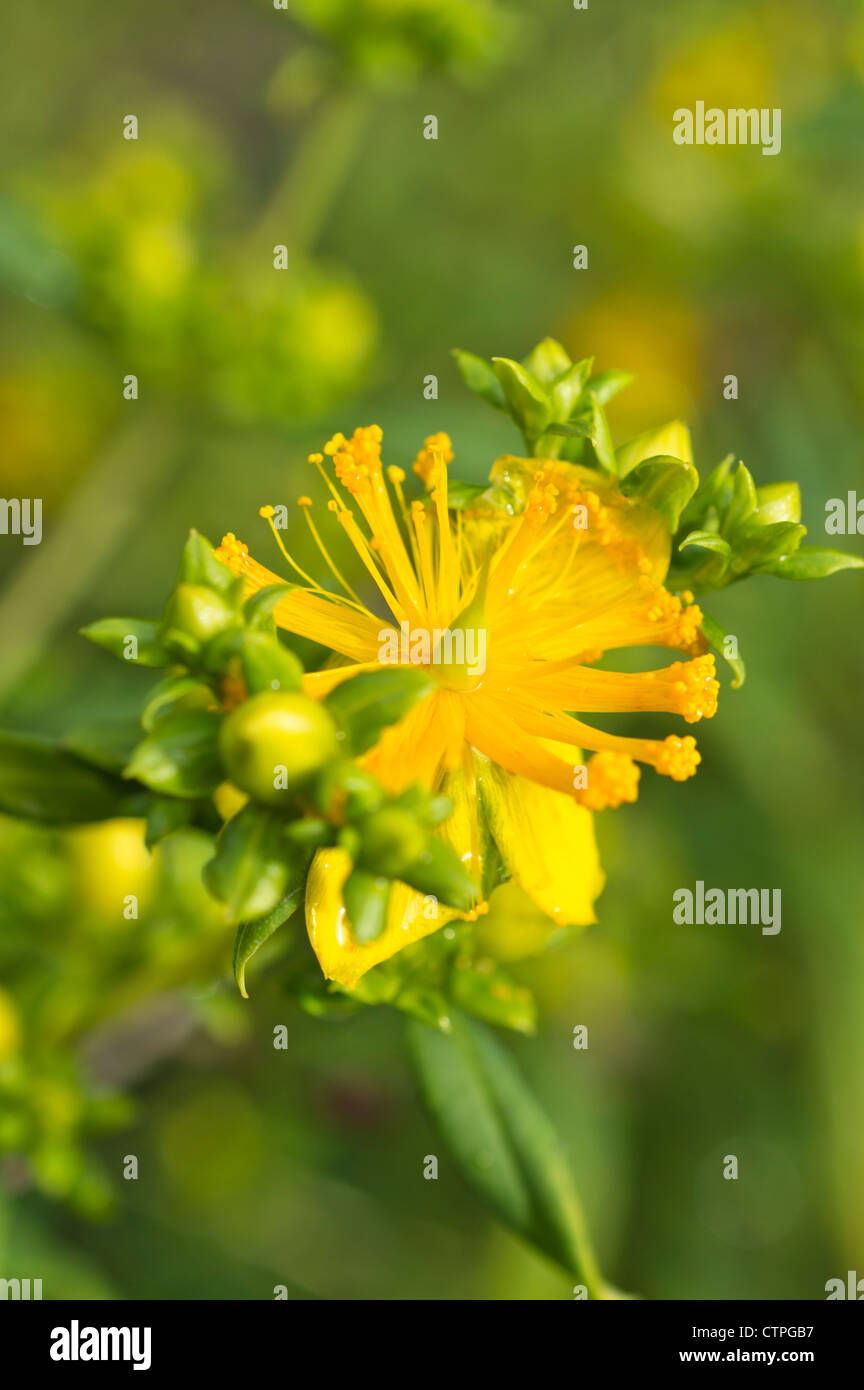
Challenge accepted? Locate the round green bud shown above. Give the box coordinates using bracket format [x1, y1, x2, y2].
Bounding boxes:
[357, 807, 427, 878]
[163, 584, 237, 647]
[219, 691, 339, 804]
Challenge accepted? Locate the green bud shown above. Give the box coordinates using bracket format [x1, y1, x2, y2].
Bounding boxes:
[343, 868, 392, 944]
[357, 807, 427, 878]
[162, 584, 238, 649]
[311, 760, 384, 818]
[219, 691, 339, 805]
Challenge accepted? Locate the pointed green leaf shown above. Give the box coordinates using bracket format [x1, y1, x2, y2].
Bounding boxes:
[407, 1012, 605, 1293]
[700, 613, 746, 689]
[79, 618, 167, 667]
[324, 667, 433, 755]
[619, 454, 699, 531]
[232, 885, 304, 998]
[452, 350, 507, 410]
[766, 547, 864, 580]
[204, 804, 304, 925]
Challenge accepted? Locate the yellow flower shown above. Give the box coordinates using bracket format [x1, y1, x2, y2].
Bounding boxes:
[215, 426, 718, 988]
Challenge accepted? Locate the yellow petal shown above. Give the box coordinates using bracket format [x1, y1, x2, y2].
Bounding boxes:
[474, 752, 604, 927]
[305, 761, 482, 990]
[305, 847, 458, 990]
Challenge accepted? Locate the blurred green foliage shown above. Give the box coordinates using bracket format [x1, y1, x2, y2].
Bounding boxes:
[1, 0, 863, 1299]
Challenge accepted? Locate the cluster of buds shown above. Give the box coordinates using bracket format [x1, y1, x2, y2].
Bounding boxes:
[69, 531, 476, 993]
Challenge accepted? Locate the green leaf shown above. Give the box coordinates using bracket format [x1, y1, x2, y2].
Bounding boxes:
[585, 391, 616, 473]
[724, 462, 758, 534]
[521, 337, 572, 385]
[324, 667, 433, 755]
[343, 868, 392, 944]
[700, 613, 746, 689]
[144, 795, 195, 849]
[124, 711, 222, 799]
[62, 716, 144, 773]
[0, 731, 131, 823]
[243, 583, 295, 632]
[584, 368, 633, 405]
[451, 350, 507, 410]
[203, 804, 302, 925]
[407, 1011, 605, 1294]
[232, 885, 304, 998]
[491, 357, 552, 440]
[618, 454, 699, 531]
[766, 547, 864, 580]
[79, 618, 167, 667]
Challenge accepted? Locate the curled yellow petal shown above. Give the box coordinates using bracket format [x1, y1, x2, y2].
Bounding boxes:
[305, 847, 456, 990]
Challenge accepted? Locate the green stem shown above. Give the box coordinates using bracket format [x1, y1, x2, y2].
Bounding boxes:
[0, 410, 177, 713]
[245, 87, 372, 257]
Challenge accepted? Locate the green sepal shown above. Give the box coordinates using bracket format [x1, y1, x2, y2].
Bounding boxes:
[675, 530, 733, 588]
[243, 583, 295, 633]
[521, 337, 573, 385]
[753, 481, 801, 525]
[491, 357, 552, 441]
[732, 521, 807, 573]
[399, 836, 478, 913]
[203, 804, 305, 926]
[232, 884, 304, 998]
[123, 710, 222, 799]
[79, 618, 168, 667]
[618, 454, 699, 532]
[549, 356, 593, 419]
[765, 547, 864, 580]
[584, 391, 616, 473]
[451, 349, 507, 411]
[176, 529, 245, 600]
[239, 631, 304, 694]
[324, 667, 433, 755]
[700, 613, 746, 689]
[584, 368, 633, 405]
[0, 731, 133, 824]
[142, 676, 215, 731]
[343, 868, 392, 944]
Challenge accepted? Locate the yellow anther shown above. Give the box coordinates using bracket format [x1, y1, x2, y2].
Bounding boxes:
[259, 505, 275, 519]
[655, 735, 701, 781]
[297, 496, 312, 508]
[578, 752, 641, 811]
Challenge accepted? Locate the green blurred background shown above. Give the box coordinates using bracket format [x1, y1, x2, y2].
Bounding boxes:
[1, 0, 863, 1298]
